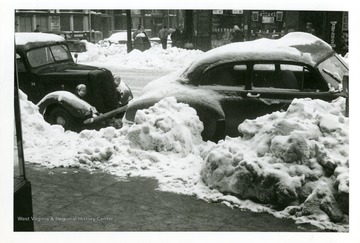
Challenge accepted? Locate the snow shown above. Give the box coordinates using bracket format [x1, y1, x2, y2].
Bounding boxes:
[76, 41, 204, 70]
[18, 37, 349, 232]
[106, 32, 131, 43]
[15, 32, 65, 45]
[184, 32, 333, 79]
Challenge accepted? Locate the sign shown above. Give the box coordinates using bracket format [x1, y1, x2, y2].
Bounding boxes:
[262, 16, 274, 24]
[50, 16, 60, 31]
[232, 10, 243, 14]
[330, 21, 337, 48]
[213, 10, 223, 15]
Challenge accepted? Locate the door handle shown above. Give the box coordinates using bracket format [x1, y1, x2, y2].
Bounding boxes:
[247, 92, 260, 98]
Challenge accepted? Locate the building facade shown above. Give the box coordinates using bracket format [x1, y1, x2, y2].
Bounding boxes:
[193, 10, 348, 54]
[15, 9, 182, 39]
[15, 9, 348, 54]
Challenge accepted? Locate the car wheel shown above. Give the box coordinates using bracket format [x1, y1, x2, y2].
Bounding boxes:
[196, 109, 225, 142]
[48, 107, 74, 130]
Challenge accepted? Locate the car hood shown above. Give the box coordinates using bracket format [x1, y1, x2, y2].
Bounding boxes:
[37, 62, 105, 74]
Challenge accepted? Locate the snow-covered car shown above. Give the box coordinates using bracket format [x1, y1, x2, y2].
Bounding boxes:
[101, 31, 133, 46]
[15, 32, 133, 131]
[124, 32, 349, 141]
[149, 36, 172, 47]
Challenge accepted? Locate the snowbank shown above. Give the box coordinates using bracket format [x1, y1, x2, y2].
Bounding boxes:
[201, 97, 349, 230]
[20, 90, 349, 231]
[76, 41, 204, 70]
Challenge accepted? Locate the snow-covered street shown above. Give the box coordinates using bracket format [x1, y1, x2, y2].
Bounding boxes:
[18, 41, 349, 232]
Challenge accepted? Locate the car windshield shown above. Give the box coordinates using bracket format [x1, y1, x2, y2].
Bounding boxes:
[317, 55, 348, 90]
[26, 44, 72, 68]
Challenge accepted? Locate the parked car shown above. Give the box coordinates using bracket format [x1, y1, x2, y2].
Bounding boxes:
[46, 30, 103, 43]
[45, 31, 87, 53]
[15, 32, 133, 131]
[65, 39, 87, 53]
[101, 31, 133, 46]
[124, 32, 349, 141]
[14, 54, 34, 231]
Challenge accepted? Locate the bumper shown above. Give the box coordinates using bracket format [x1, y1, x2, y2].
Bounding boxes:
[83, 105, 128, 124]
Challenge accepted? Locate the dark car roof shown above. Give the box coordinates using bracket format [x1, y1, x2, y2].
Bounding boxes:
[184, 32, 335, 80]
[15, 33, 67, 52]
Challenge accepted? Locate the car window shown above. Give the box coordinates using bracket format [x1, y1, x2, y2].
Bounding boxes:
[201, 64, 247, 86]
[27, 47, 55, 67]
[26, 44, 71, 68]
[16, 53, 26, 72]
[50, 44, 72, 61]
[252, 63, 326, 91]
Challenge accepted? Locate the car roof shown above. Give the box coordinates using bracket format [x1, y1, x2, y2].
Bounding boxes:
[15, 32, 66, 52]
[184, 32, 335, 80]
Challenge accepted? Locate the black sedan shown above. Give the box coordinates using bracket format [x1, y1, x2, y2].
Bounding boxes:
[124, 32, 348, 141]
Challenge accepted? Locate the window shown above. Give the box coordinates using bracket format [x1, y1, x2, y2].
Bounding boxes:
[27, 47, 54, 67]
[253, 64, 275, 88]
[318, 55, 348, 91]
[50, 44, 72, 61]
[26, 44, 71, 68]
[16, 53, 26, 72]
[252, 11, 259, 21]
[252, 63, 320, 90]
[252, 64, 303, 90]
[202, 64, 247, 86]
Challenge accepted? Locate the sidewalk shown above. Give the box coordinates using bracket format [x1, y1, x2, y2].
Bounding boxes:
[25, 164, 320, 232]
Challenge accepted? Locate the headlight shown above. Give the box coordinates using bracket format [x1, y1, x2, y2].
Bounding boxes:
[113, 74, 121, 87]
[76, 84, 87, 97]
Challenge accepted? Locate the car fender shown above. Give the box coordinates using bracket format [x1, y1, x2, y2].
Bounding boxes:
[37, 91, 93, 118]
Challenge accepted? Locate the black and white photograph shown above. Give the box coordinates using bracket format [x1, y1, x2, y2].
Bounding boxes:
[1, 0, 359, 242]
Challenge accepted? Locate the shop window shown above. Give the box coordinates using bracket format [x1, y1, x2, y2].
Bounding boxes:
[73, 15, 84, 31]
[60, 15, 70, 31]
[276, 11, 283, 21]
[252, 12, 259, 21]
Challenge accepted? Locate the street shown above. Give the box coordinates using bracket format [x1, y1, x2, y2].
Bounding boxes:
[95, 66, 174, 98]
[26, 164, 320, 232]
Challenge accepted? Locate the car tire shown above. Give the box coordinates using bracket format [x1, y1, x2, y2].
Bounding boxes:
[48, 106, 74, 130]
[195, 109, 225, 142]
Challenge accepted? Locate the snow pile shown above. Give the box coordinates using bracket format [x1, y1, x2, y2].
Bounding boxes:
[74, 97, 206, 194]
[76, 41, 204, 70]
[201, 97, 348, 230]
[20, 90, 349, 231]
[127, 97, 204, 154]
[19, 91, 79, 167]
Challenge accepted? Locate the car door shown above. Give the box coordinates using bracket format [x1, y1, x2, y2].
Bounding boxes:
[16, 53, 42, 103]
[247, 62, 343, 120]
[200, 63, 255, 137]
[29, 44, 74, 97]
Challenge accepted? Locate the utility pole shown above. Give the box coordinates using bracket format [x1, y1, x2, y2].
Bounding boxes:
[126, 10, 133, 53]
[88, 10, 92, 43]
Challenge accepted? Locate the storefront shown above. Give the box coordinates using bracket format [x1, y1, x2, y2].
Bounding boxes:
[192, 10, 348, 53]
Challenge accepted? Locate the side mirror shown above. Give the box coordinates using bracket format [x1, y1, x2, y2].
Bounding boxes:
[74, 53, 78, 63]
